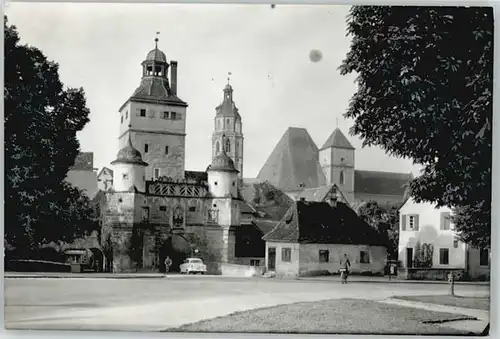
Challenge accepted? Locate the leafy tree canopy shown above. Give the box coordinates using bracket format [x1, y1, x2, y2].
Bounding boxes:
[354, 201, 400, 259]
[4, 16, 97, 255]
[340, 6, 492, 248]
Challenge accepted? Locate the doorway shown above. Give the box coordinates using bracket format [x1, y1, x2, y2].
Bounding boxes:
[268, 247, 276, 271]
[406, 248, 413, 268]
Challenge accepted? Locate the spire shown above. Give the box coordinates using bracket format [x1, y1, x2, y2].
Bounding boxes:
[155, 31, 160, 49]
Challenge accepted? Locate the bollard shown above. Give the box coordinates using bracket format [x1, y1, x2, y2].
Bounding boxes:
[448, 273, 455, 296]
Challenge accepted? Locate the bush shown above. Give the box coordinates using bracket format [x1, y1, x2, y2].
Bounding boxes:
[5, 259, 71, 272]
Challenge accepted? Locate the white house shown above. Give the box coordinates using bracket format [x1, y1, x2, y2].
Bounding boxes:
[398, 198, 489, 280]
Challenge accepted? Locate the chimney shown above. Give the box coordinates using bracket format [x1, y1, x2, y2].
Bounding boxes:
[170, 61, 178, 95]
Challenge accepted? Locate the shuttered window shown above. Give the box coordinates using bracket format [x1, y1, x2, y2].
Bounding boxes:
[440, 212, 451, 230]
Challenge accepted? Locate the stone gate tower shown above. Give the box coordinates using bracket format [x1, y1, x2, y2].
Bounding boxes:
[212, 84, 244, 178]
[117, 37, 188, 181]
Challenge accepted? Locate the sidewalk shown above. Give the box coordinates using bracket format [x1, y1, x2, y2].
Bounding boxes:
[297, 275, 491, 286]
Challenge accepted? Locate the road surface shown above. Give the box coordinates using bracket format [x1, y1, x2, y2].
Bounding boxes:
[4, 275, 489, 332]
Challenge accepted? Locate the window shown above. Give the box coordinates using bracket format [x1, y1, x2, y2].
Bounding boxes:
[144, 144, 149, 153]
[163, 111, 169, 119]
[339, 171, 344, 185]
[226, 119, 230, 125]
[122, 173, 129, 180]
[402, 214, 419, 231]
[480, 248, 489, 266]
[439, 248, 449, 265]
[154, 168, 160, 179]
[140, 109, 146, 117]
[225, 139, 231, 153]
[440, 212, 451, 230]
[319, 250, 329, 263]
[121, 116, 123, 124]
[142, 207, 150, 222]
[214, 181, 218, 186]
[250, 260, 260, 267]
[360, 251, 370, 264]
[453, 237, 459, 248]
[232, 181, 235, 187]
[215, 141, 220, 154]
[189, 206, 196, 212]
[125, 111, 128, 119]
[159, 206, 167, 220]
[165, 146, 169, 155]
[171, 112, 177, 120]
[281, 248, 292, 262]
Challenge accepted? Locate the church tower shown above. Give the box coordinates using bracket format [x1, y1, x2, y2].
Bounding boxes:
[319, 128, 355, 204]
[212, 83, 244, 178]
[117, 36, 188, 181]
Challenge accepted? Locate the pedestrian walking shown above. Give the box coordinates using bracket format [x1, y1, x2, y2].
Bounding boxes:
[164, 256, 172, 277]
[340, 253, 351, 284]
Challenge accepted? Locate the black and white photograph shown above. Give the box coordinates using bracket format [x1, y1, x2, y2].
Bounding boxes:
[3, 2, 494, 337]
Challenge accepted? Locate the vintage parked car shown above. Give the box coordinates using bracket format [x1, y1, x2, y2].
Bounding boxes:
[180, 258, 207, 274]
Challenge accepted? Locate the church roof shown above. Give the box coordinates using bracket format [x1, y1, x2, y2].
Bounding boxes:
[70, 152, 94, 171]
[354, 170, 413, 196]
[320, 128, 355, 151]
[111, 136, 148, 166]
[263, 200, 385, 246]
[256, 127, 326, 191]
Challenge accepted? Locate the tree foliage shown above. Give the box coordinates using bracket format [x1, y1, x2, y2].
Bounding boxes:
[354, 201, 400, 259]
[341, 7, 492, 248]
[4, 16, 97, 255]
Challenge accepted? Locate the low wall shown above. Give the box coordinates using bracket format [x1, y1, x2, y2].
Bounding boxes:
[398, 268, 466, 281]
[221, 263, 264, 277]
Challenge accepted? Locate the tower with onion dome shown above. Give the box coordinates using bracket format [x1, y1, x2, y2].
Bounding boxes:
[207, 134, 240, 263]
[212, 82, 244, 178]
[117, 35, 188, 181]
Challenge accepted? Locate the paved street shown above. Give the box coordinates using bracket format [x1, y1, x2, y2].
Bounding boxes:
[4, 275, 489, 332]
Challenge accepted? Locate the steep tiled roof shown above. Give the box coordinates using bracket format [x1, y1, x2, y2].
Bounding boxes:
[320, 128, 355, 150]
[70, 152, 94, 171]
[354, 170, 413, 196]
[129, 77, 187, 107]
[237, 200, 257, 214]
[257, 127, 326, 191]
[263, 200, 385, 246]
[254, 220, 280, 236]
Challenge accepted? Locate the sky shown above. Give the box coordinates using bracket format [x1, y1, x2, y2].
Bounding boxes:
[6, 2, 420, 178]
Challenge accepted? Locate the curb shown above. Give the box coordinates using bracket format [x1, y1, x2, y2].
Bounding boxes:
[296, 278, 490, 286]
